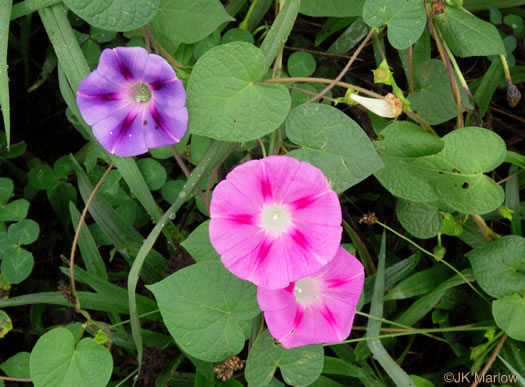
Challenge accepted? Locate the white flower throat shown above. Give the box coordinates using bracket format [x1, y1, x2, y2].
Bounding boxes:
[133, 82, 152, 103]
[260, 204, 292, 234]
[294, 277, 320, 307]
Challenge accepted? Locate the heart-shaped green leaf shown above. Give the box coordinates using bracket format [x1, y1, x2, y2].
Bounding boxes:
[300, 0, 364, 17]
[376, 125, 506, 214]
[181, 220, 220, 262]
[245, 330, 324, 386]
[63, 0, 159, 31]
[409, 60, 471, 125]
[374, 121, 444, 203]
[286, 104, 383, 193]
[150, 0, 233, 48]
[434, 6, 505, 58]
[187, 42, 291, 142]
[467, 235, 525, 298]
[147, 261, 259, 361]
[363, 0, 426, 49]
[396, 200, 442, 239]
[0, 352, 30, 379]
[493, 294, 525, 341]
[29, 328, 113, 387]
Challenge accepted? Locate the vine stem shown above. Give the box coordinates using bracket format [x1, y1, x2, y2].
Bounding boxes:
[0, 376, 32, 382]
[408, 45, 415, 94]
[425, 2, 463, 129]
[263, 77, 384, 99]
[471, 334, 508, 387]
[70, 162, 114, 314]
[374, 219, 491, 304]
[403, 110, 437, 135]
[331, 325, 494, 346]
[284, 84, 338, 102]
[169, 145, 208, 208]
[304, 28, 376, 105]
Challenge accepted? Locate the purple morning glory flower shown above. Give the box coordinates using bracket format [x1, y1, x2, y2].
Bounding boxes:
[76, 47, 187, 157]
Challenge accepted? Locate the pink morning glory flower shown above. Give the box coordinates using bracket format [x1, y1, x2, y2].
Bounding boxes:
[257, 247, 364, 348]
[76, 47, 187, 157]
[209, 155, 342, 289]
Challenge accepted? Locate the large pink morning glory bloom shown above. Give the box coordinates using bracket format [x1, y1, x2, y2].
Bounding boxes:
[76, 47, 187, 157]
[209, 155, 342, 289]
[257, 247, 364, 348]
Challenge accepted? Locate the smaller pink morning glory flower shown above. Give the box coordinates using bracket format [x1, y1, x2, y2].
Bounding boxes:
[209, 155, 342, 289]
[77, 47, 187, 157]
[257, 247, 364, 348]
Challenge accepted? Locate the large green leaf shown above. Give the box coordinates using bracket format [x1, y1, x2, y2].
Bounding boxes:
[285, 104, 383, 193]
[300, 0, 364, 17]
[148, 261, 259, 362]
[187, 42, 290, 142]
[180, 220, 219, 262]
[29, 328, 113, 387]
[408, 59, 470, 125]
[0, 352, 30, 379]
[149, 0, 233, 50]
[493, 294, 525, 342]
[467, 235, 525, 298]
[376, 125, 506, 214]
[374, 121, 443, 203]
[362, 0, 426, 49]
[245, 330, 324, 386]
[396, 199, 441, 239]
[434, 6, 505, 57]
[417, 127, 506, 214]
[63, 0, 159, 31]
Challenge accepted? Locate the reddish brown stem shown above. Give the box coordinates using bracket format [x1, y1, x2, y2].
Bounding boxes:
[70, 162, 114, 313]
[304, 28, 376, 105]
[471, 334, 508, 387]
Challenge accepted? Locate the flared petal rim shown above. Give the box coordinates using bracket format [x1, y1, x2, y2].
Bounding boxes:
[76, 46, 187, 157]
[209, 155, 342, 288]
[257, 247, 365, 348]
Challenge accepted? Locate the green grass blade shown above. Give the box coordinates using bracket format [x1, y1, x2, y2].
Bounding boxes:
[0, 291, 144, 315]
[60, 265, 158, 318]
[0, 0, 13, 148]
[366, 232, 415, 387]
[259, 0, 300, 73]
[38, 3, 89, 92]
[363, 252, 421, 305]
[505, 150, 525, 169]
[71, 155, 167, 283]
[111, 156, 165, 224]
[395, 269, 474, 326]
[69, 202, 108, 281]
[497, 355, 525, 387]
[128, 140, 234, 377]
[11, 0, 60, 20]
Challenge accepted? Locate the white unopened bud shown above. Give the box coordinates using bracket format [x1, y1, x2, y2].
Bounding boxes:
[349, 93, 402, 118]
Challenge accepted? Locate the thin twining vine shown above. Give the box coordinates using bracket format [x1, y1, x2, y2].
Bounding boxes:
[358, 216, 491, 304]
[70, 161, 114, 318]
